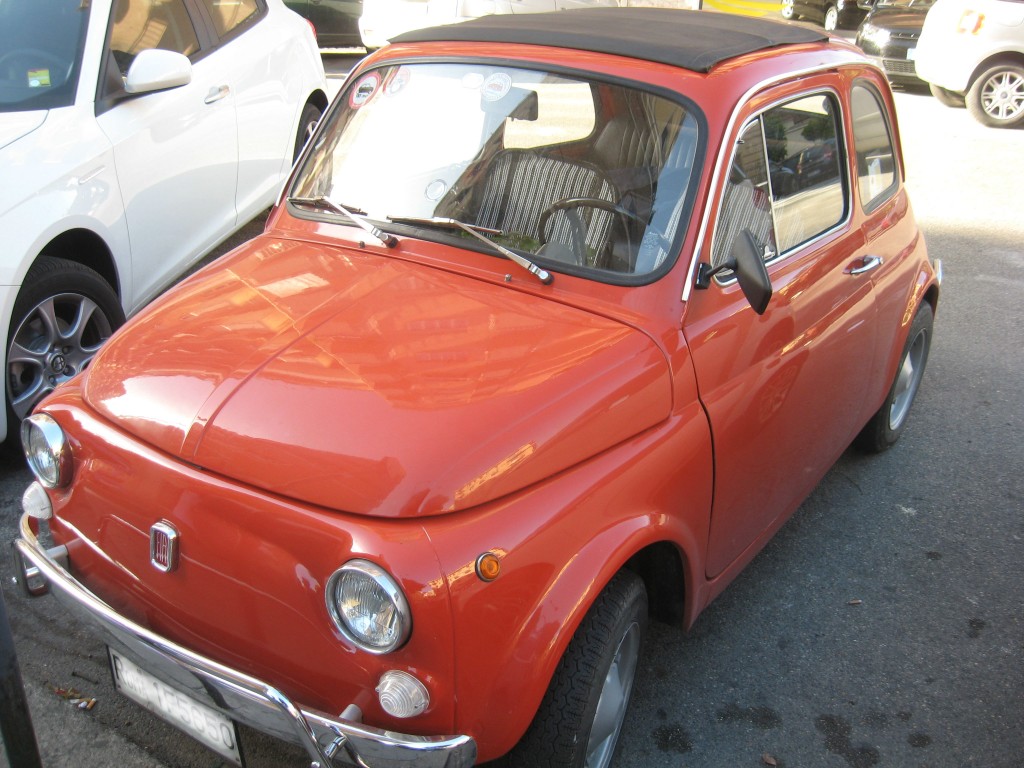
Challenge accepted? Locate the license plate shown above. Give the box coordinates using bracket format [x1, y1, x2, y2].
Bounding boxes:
[109, 649, 244, 766]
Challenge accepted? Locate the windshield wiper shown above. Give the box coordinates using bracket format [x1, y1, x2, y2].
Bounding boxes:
[388, 216, 552, 285]
[287, 195, 397, 248]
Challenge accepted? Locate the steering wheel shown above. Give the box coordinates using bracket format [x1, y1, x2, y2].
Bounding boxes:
[0, 48, 70, 82]
[538, 197, 648, 267]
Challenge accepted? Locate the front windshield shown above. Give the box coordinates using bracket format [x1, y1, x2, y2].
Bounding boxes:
[291, 62, 701, 279]
[0, 0, 90, 112]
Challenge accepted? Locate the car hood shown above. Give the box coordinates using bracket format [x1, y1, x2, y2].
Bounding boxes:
[0, 110, 46, 151]
[83, 237, 672, 518]
[865, 8, 927, 32]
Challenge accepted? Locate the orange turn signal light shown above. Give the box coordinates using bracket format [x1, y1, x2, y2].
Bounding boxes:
[475, 552, 501, 582]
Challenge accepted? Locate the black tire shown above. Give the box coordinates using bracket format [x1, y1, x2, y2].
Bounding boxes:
[293, 102, 323, 162]
[966, 62, 1024, 129]
[855, 302, 933, 453]
[823, 4, 839, 31]
[507, 571, 647, 768]
[929, 83, 966, 109]
[6, 257, 124, 440]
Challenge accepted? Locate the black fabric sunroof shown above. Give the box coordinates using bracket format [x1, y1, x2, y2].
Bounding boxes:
[390, 8, 829, 73]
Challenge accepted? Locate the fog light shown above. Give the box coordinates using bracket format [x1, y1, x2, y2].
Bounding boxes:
[22, 482, 52, 520]
[376, 671, 429, 718]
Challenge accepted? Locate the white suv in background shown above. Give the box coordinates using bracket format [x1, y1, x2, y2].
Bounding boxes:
[915, 0, 1024, 127]
[0, 0, 328, 445]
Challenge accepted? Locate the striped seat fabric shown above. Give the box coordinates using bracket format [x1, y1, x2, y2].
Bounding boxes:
[474, 150, 618, 263]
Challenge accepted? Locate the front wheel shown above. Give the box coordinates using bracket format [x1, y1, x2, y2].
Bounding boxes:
[855, 302, 933, 453]
[6, 257, 124, 439]
[506, 571, 647, 768]
[966, 63, 1024, 128]
[293, 102, 323, 162]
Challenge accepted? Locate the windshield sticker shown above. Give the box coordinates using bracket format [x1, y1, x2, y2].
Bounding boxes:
[349, 73, 381, 108]
[481, 73, 512, 102]
[384, 67, 411, 97]
[27, 69, 52, 88]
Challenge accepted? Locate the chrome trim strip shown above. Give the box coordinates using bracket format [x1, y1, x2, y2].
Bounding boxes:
[14, 513, 476, 768]
[933, 258, 943, 286]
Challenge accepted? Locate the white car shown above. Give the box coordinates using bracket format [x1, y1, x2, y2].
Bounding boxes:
[0, 0, 328, 445]
[358, 0, 621, 51]
[915, 0, 1024, 127]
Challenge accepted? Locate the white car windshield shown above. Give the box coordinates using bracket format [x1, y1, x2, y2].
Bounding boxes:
[0, 0, 90, 112]
[291, 62, 702, 280]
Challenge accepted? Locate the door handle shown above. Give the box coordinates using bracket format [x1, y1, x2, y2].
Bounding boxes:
[204, 85, 230, 104]
[848, 255, 883, 275]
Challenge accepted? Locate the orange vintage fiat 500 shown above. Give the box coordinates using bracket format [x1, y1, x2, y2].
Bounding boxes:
[15, 9, 940, 768]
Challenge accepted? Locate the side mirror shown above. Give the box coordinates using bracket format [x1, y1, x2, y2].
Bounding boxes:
[124, 49, 192, 95]
[694, 229, 773, 314]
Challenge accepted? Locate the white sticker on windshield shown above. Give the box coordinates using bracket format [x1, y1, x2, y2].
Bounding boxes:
[349, 73, 381, 108]
[481, 73, 512, 102]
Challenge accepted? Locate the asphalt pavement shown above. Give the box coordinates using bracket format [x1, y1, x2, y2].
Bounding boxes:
[1, 73, 1022, 768]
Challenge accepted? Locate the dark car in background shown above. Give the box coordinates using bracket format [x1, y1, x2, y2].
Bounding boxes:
[782, 0, 865, 30]
[856, 0, 936, 86]
[286, 0, 363, 47]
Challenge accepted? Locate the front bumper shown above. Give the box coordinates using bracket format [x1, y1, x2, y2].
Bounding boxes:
[13, 512, 476, 768]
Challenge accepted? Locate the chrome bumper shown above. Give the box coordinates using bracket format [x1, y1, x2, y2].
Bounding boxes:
[13, 512, 476, 768]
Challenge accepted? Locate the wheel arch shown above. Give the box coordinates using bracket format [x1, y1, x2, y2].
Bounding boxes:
[968, 50, 1024, 91]
[32, 228, 121, 300]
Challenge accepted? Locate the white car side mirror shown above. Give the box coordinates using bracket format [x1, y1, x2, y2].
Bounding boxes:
[125, 49, 192, 95]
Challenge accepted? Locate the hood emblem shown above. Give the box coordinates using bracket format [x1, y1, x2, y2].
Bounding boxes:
[150, 521, 179, 573]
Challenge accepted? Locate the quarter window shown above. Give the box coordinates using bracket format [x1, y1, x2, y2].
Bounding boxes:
[851, 84, 898, 210]
[712, 92, 847, 267]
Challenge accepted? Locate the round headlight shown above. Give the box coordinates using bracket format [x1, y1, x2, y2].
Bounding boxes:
[326, 560, 411, 654]
[21, 414, 72, 489]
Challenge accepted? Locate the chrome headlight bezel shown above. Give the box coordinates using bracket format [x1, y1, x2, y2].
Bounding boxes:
[21, 414, 72, 489]
[325, 559, 411, 654]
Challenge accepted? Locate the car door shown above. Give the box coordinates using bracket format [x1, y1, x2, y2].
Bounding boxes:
[95, 0, 238, 311]
[193, 0, 313, 222]
[683, 85, 880, 579]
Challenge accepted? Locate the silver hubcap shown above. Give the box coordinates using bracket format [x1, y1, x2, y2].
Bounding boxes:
[980, 70, 1024, 122]
[586, 621, 641, 768]
[825, 7, 838, 30]
[889, 327, 927, 431]
[7, 293, 113, 421]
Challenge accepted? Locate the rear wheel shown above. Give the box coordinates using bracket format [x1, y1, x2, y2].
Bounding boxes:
[823, 4, 839, 31]
[929, 83, 966, 109]
[781, 0, 796, 19]
[855, 302, 933, 453]
[6, 257, 124, 439]
[966, 63, 1024, 128]
[507, 571, 647, 768]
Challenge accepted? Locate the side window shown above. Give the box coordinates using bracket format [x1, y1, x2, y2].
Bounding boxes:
[711, 119, 776, 268]
[851, 84, 898, 211]
[712, 92, 847, 268]
[196, 0, 261, 37]
[105, 0, 200, 92]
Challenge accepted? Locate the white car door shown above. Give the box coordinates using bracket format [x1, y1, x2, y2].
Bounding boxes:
[95, 0, 238, 311]
[196, 0, 314, 222]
